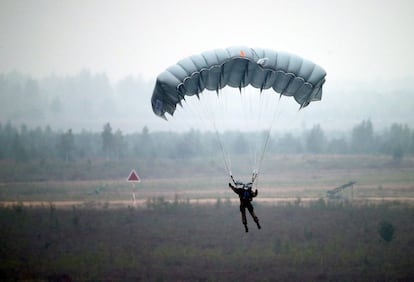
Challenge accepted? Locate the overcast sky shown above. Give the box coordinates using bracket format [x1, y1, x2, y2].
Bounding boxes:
[1, 0, 413, 83]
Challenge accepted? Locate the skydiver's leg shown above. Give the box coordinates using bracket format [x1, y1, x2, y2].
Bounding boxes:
[247, 204, 261, 229]
[240, 205, 248, 232]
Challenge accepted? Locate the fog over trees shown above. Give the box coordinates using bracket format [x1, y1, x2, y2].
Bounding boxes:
[0, 71, 153, 132]
[0, 70, 413, 163]
[1, 71, 413, 134]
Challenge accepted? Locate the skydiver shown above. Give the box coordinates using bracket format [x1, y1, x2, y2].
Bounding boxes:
[229, 174, 261, 233]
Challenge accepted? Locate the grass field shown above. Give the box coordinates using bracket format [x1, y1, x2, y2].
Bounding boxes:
[1, 154, 414, 281]
[1, 154, 413, 206]
[1, 201, 413, 281]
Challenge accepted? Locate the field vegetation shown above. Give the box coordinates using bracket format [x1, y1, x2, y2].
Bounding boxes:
[1, 200, 413, 281]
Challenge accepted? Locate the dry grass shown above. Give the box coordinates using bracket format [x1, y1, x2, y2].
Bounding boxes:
[1, 154, 413, 205]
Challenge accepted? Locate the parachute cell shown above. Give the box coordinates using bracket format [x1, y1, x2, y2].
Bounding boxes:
[151, 46, 327, 118]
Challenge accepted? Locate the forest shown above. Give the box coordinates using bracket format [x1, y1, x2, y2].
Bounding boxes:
[0, 119, 413, 164]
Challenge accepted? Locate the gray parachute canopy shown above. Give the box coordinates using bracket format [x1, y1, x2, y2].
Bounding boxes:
[151, 46, 326, 119]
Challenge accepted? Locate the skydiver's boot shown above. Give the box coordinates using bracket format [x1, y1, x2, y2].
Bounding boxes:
[254, 216, 261, 230]
[250, 210, 261, 230]
[242, 213, 248, 232]
[241, 210, 248, 232]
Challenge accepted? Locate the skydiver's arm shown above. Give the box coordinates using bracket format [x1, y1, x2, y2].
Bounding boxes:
[230, 175, 237, 186]
[229, 183, 237, 194]
[252, 189, 258, 197]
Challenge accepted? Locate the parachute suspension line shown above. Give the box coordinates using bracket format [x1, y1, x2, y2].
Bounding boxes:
[182, 89, 233, 177]
[253, 88, 271, 172]
[173, 96, 213, 155]
[253, 89, 266, 174]
[237, 86, 277, 188]
[254, 91, 286, 184]
[238, 87, 257, 175]
[212, 119, 232, 177]
[207, 88, 233, 177]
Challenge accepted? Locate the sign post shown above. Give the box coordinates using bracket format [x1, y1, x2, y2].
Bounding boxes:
[127, 169, 141, 205]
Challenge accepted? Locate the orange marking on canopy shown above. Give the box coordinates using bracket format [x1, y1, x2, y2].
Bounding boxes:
[240, 50, 245, 57]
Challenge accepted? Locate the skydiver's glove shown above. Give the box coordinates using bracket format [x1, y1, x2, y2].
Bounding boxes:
[228, 183, 232, 188]
[255, 189, 258, 195]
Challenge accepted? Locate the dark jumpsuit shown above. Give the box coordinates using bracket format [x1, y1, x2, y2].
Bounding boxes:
[229, 183, 261, 231]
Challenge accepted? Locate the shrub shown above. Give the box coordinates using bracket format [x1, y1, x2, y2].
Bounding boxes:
[378, 220, 395, 243]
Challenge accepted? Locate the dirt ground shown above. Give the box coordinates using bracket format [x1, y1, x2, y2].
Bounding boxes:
[3, 195, 414, 209]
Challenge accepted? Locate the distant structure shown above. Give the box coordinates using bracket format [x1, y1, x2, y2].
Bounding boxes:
[326, 181, 356, 199]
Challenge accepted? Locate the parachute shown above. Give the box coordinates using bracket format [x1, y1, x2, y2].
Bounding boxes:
[150, 46, 327, 183]
[151, 46, 326, 119]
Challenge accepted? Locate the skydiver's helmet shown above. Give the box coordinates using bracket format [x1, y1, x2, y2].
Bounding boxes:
[234, 180, 244, 187]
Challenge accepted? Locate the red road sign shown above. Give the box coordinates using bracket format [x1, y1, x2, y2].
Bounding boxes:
[127, 169, 141, 182]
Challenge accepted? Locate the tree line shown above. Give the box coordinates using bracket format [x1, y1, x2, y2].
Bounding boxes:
[0, 120, 413, 163]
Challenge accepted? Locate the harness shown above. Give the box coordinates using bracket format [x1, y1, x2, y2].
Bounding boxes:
[230, 175, 255, 202]
[242, 188, 252, 200]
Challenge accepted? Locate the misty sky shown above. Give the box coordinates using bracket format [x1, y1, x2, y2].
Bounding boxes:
[1, 0, 414, 83]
